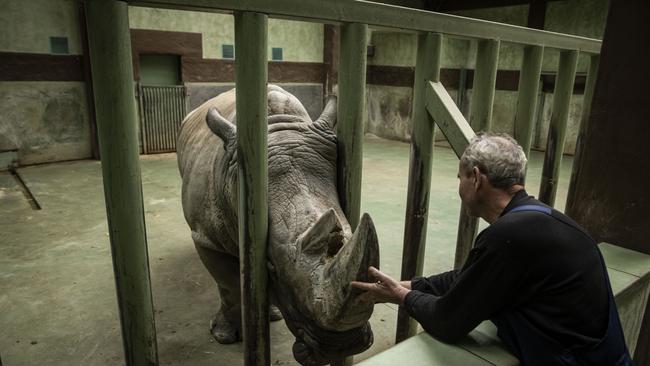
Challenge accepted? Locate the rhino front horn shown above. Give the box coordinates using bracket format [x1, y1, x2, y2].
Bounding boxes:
[329, 213, 379, 286]
[324, 213, 380, 328]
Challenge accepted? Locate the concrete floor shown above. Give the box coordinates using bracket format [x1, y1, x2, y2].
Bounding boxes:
[0, 136, 573, 365]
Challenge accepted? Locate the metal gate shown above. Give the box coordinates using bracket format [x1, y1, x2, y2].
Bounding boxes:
[138, 84, 187, 154]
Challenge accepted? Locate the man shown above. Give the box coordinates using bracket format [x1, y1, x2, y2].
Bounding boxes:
[351, 133, 632, 365]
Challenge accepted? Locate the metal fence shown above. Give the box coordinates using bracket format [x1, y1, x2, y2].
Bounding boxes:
[138, 84, 187, 154]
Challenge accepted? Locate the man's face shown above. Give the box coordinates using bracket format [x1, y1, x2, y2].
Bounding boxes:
[457, 162, 478, 216]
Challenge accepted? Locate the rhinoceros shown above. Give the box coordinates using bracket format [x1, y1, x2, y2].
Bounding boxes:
[177, 85, 380, 365]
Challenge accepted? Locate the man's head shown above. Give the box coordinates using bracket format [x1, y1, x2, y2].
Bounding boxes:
[458, 133, 527, 219]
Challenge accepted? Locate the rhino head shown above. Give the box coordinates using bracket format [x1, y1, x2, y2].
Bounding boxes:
[206, 92, 379, 365]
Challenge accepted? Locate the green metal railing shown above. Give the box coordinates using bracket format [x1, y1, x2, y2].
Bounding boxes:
[86, 0, 602, 364]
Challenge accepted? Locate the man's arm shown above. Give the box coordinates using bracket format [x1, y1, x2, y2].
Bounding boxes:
[402, 243, 527, 343]
[410, 270, 460, 296]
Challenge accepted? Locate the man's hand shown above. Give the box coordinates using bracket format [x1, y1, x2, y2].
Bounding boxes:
[350, 266, 411, 305]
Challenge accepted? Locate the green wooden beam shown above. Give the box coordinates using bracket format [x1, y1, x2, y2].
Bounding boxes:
[424, 80, 480, 271]
[84, 1, 159, 365]
[538, 49, 579, 206]
[514, 45, 544, 157]
[566, 54, 600, 216]
[469, 39, 500, 132]
[337, 22, 368, 231]
[454, 38, 500, 269]
[234, 11, 270, 366]
[126, 0, 601, 53]
[425, 81, 476, 158]
[395, 32, 443, 343]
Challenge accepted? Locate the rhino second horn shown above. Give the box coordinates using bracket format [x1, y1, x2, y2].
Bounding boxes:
[296, 208, 344, 256]
[314, 95, 337, 130]
[206, 107, 236, 145]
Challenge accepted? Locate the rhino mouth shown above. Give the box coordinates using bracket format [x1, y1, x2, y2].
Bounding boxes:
[269, 209, 379, 365]
[270, 291, 373, 366]
[291, 322, 373, 366]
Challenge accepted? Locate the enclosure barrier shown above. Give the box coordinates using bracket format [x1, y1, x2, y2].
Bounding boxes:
[234, 11, 271, 365]
[86, 0, 605, 364]
[85, 1, 158, 364]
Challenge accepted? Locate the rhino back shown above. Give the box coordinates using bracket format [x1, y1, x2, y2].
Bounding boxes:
[177, 90, 238, 254]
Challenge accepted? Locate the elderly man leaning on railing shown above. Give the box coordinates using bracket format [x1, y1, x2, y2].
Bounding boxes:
[352, 133, 633, 366]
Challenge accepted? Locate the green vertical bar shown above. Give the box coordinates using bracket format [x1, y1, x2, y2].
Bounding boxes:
[234, 11, 270, 366]
[333, 22, 367, 366]
[514, 45, 544, 157]
[337, 22, 368, 230]
[84, 1, 158, 365]
[539, 49, 579, 206]
[395, 32, 443, 343]
[565, 54, 599, 216]
[454, 38, 500, 269]
[470, 39, 500, 132]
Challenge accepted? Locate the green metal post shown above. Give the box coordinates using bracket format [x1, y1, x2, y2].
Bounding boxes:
[395, 32, 443, 343]
[337, 22, 368, 231]
[333, 22, 368, 366]
[454, 38, 500, 269]
[539, 50, 579, 206]
[84, 1, 158, 365]
[566, 54, 600, 216]
[514, 45, 544, 157]
[235, 11, 270, 366]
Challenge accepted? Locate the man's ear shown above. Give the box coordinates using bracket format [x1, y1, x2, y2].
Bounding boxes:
[473, 166, 483, 189]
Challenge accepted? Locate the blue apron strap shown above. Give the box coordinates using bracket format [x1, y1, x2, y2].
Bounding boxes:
[508, 204, 552, 215]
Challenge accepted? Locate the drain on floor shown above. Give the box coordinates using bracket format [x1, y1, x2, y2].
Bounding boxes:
[9, 168, 41, 210]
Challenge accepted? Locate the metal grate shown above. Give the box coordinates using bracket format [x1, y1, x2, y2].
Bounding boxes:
[138, 85, 187, 154]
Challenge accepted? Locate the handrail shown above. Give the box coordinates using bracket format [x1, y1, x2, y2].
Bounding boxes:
[128, 0, 601, 54]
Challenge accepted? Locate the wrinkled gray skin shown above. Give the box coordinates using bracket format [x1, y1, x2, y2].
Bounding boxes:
[177, 85, 379, 366]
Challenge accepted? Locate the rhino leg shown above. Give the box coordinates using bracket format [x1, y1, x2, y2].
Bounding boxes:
[193, 242, 243, 344]
[193, 239, 283, 344]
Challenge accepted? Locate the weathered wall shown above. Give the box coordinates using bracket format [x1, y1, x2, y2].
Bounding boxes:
[128, 7, 323, 62]
[0, 0, 91, 165]
[0, 0, 83, 55]
[365, 0, 608, 155]
[1, 1, 326, 165]
[0, 82, 91, 165]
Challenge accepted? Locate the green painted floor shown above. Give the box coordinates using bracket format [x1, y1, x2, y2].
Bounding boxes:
[0, 136, 573, 365]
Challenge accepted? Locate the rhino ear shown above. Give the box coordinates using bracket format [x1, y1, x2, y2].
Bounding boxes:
[206, 107, 236, 145]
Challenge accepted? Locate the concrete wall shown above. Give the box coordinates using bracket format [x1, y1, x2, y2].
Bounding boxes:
[128, 7, 324, 62]
[0, 0, 91, 165]
[1, 1, 325, 166]
[365, 0, 609, 155]
[0, 0, 83, 55]
[0, 82, 91, 165]
[2, 0, 608, 165]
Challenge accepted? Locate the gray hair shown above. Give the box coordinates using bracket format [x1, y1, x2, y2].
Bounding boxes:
[460, 132, 527, 189]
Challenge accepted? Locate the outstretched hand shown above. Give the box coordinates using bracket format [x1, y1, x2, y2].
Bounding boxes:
[350, 266, 411, 305]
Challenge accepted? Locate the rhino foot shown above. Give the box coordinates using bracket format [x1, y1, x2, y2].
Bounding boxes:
[210, 311, 241, 344]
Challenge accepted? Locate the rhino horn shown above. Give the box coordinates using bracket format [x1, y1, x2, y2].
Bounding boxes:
[325, 214, 379, 330]
[206, 107, 236, 146]
[330, 213, 379, 288]
[296, 208, 345, 257]
[314, 95, 337, 130]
